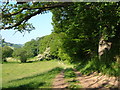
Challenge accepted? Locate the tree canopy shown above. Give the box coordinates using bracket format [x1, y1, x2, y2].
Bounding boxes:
[1, 2, 72, 32]
[1, 2, 119, 40]
[51, 2, 120, 62]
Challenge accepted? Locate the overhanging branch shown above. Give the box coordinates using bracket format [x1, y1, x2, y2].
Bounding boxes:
[1, 2, 72, 30]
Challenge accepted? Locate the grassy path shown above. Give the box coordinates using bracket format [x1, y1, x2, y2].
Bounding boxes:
[52, 68, 82, 88]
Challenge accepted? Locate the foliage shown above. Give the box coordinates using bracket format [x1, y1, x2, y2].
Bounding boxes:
[64, 68, 82, 89]
[2, 46, 13, 62]
[75, 56, 120, 76]
[38, 35, 51, 54]
[1, 2, 120, 76]
[1, 2, 71, 32]
[23, 39, 38, 57]
[12, 48, 28, 63]
[12, 39, 39, 62]
[51, 2, 120, 63]
[38, 33, 62, 59]
[64, 68, 76, 78]
[67, 84, 82, 89]
[49, 33, 62, 58]
[11, 33, 63, 62]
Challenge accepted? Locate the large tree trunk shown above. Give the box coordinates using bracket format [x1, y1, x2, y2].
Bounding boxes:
[98, 36, 112, 60]
[98, 35, 120, 64]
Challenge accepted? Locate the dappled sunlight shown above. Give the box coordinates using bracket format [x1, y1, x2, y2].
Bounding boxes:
[75, 71, 118, 88]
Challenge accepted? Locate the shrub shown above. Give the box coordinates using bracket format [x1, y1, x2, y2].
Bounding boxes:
[2, 46, 13, 62]
[12, 48, 28, 63]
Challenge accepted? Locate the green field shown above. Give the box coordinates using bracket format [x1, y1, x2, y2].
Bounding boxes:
[2, 60, 72, 89]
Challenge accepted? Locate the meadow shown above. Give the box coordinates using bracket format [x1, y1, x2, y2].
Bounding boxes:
[2, 60, 72, 89]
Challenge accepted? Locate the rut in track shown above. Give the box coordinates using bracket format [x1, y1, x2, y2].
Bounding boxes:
[74, 70, 119, 89]
[52, 70, 68, 88]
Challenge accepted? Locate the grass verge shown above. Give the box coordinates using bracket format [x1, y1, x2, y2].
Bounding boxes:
[64, 68, 82, 89]
[75, 56, 120, 77]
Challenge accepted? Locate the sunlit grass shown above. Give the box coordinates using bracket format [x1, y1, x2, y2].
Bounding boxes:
[2, 67, 63, 89]
[2, 60, 71, 88]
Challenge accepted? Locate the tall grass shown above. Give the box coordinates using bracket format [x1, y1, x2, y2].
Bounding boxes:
[75, 56, 120, 76]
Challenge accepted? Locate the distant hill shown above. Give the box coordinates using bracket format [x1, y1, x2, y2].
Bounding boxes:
[0, 41, 23, 48]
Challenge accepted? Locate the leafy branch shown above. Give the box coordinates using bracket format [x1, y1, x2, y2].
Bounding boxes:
[1, 2, 72, 31]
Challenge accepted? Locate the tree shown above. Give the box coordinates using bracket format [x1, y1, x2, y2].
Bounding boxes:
[2, 46, 13, 62]
[1, 2, 72, 32]
[23, 39, 38, 57]
[37, 33, 61, 59]
[12, 48, 28, 63]
[51, 2, 120, 63]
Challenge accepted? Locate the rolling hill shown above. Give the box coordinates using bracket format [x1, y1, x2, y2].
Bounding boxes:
[0, 41, 23, 48]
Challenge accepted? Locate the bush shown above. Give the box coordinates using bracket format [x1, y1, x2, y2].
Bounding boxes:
[2, 46, 13, 62]
[12, 48, 28, 63]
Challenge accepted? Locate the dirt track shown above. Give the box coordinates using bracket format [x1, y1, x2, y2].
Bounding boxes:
[52, 70, 119, 89]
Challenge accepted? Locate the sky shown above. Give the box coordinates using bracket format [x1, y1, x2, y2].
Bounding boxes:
[0, 12, 53, 44]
